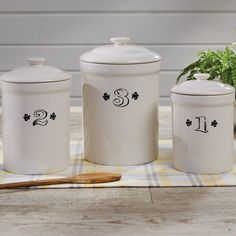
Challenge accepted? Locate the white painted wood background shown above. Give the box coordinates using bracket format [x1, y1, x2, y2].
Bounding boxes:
[0, 0, 235, 105]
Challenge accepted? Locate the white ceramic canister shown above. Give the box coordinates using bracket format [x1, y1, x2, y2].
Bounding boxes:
[1, 58, 72, 174]
[80, 37, 161, 165]
[171, 73, 235, 174]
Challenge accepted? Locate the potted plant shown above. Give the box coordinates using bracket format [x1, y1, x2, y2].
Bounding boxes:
[177, 45, 236, 125]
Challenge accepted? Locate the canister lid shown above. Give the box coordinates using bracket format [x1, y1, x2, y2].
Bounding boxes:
[1, 58, 71, 83]
[171, 73, 235, 96]
[80, 37, 161, 64]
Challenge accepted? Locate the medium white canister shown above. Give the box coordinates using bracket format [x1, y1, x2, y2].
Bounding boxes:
[1, 58, 72, 174]
[171, 73, 235, 174]
[80, 37, 161, 165]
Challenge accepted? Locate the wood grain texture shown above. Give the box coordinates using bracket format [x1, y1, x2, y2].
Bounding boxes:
[0, 0, 236, 12]
[0, 173, 121, 189]
[0, 187, 236, 236]
[0, 14, 235, 45]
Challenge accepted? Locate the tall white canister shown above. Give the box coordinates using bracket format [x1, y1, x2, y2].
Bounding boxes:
[80, 37, 161, 165]
[1, 58, 72, 174]
[171, 73, 235, 174]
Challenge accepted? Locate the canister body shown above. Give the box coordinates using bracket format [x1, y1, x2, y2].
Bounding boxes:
[2, 80, 71, 174]
[81, 62, 160, 165]
[172, 93, 234, 174]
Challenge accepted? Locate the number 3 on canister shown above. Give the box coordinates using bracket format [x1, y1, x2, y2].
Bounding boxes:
[113, 88, 129, 107]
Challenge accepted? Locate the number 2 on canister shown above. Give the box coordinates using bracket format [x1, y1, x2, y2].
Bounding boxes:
[33, 109, 48, 126]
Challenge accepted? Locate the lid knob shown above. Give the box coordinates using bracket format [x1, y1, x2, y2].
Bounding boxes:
[110, 37, 130, 46]
[27, 57, 45, 66]
[194, 73, 210, 81]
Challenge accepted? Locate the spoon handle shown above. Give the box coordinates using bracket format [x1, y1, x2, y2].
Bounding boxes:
[0, 172, 121, 189]
[0, 177, 72, 189]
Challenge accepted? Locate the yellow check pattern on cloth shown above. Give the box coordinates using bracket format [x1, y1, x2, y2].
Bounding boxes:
[0, 140, 236, 188]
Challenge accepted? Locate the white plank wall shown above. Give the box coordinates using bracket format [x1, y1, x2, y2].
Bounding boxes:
[0, 0, 235, 105]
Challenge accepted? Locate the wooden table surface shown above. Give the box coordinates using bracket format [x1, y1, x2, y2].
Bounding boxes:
[1, 107, 236, 236]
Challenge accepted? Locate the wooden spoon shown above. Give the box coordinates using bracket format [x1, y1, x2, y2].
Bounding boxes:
[0, 172, 121, 189]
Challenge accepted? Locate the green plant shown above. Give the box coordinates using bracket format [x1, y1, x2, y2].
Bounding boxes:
[177, 46, 236, 90]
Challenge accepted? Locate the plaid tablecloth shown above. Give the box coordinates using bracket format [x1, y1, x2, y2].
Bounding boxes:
[0, 140, 236, 188]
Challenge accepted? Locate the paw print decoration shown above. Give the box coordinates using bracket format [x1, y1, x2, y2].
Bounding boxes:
[23, 114, 30, 121]
[186, 119, 192, 126]
[50, 112, 56, 120]
[211, 120, 218, 127]
[132, 92, 139, 100]
[103, 93, 110, 101]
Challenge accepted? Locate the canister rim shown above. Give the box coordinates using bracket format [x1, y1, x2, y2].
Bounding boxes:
[0, 58, 72, 83]
[171, 73, 235, 96]
[80, 37, 161, 64]
[170, 91, 235, 96]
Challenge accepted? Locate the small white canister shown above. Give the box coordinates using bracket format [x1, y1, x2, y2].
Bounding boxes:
[80, 37, 161, 165]
[171, 73, 235, 174]
[1, 58, 72, 174]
